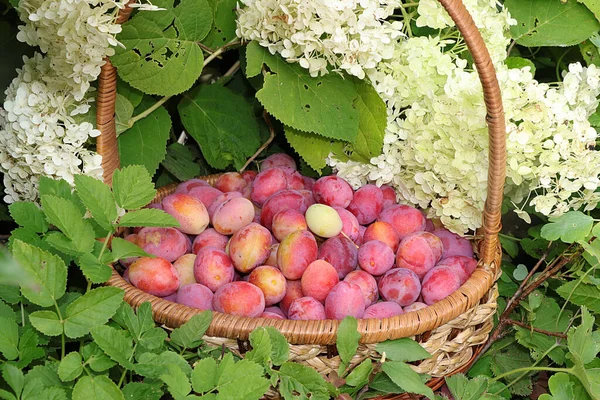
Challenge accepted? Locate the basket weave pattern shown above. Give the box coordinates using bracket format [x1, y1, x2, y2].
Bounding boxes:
[98, 0, 507, 394]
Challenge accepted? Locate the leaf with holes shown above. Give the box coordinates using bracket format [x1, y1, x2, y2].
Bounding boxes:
[505, 0, 600, 47]
[203, 0, 237, 48]
[246, 41, 359, 141]
[112, 0, 212, 96]
[178, 84, 260, 170]
[118, 98, 171, 175]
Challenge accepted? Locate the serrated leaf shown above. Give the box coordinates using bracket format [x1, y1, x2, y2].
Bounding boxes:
[72, 375, 125, 400]
[489, 343, 533, 396]
[12, 240, 67, 307]
[0, 316, 19, 360]
[78, 253, 113, 284]
[265, 326, 289, 366]
[81, 343, 116, 372]
[245, 327, 272, 368]
[115, 94, 135, 135]
[74, 175, 117, 230]
[217, 373, 270, 400]
[139, 327, 168, 350]
[285, 126, 346, 173]
[0, 285, 21, 305]
[246, 42, 359, 142]
[539, 372, 574, 400]
[118, 208, 179, 228]
[337, 316, 360, 374]
[16, 326, 44, 369]
[350, 79, 386, 162]
[118, 100, 171, 175]
[122, 382, 163, 400]
[557, 281, 600, 313]
[505, 0, 600, 47]
[112, 166, 157, 210]
[191, 358, 218, 394]
[160, 364, 191, 400]
[2, 365, 23, 399]
[540, 211, 594, 243]
[445, 375, 494, 400]
[578, 0, 600, 22]
[110, 237, 151, 262]
[38, 177, 72, 200]
[58, 352, 83, 382]
[278, 363, 335, 400]
[64, 287, 124, 338]
[134, 351, 191, 379]
[203, 0, 237, 48]
[29, 311, 63, 337]
[345, 359, 373, 387]
[382, 361, 434, 400]
[112, 0, 212, 96]
[41, 195, 95, 254]
[20, 378, 45, 400]
[0, 301, 16, 322]
[376, 338, 431, 362]
[567, 307, 598, 365]
[161, 143, 201, 181]
[8, 202, 48, 233]
[170, 311, 212, 349]
[179, 84, 260, 170]
[24, 364, 61, 388]
[90, 325, 134, 369]
[113, 302, 154, 342]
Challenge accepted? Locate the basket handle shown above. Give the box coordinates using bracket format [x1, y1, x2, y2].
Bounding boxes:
[96, 0, 506, 266]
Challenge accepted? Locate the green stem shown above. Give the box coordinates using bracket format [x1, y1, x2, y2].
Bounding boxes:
[491, 366, 571, 383]
[399, 5, 413, 37]
[20, 302, 25, 327]
[88, 230, 114, 292]
[118, 342, 138, 388]
[499, 233, 521, 242]
[128, 95, 172, 127]
[54, 301, 66, 359]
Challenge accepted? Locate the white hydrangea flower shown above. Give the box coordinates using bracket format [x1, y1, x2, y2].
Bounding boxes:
[236, 0, 403, 78]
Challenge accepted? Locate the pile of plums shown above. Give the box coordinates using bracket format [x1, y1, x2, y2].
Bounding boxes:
[120, 153, 476, 320]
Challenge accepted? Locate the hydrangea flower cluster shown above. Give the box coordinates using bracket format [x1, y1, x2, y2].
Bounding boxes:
[236, 0, 404, 79]
[330, 0, 600, 233]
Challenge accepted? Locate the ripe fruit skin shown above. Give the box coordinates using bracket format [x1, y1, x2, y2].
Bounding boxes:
[277, 230, 318, 280]
[305, 204, 343, 238]
[162, 193, 210, 235]
[378, 204, 426, 239]
[192, 228, 229, 254]
[301, 260, 339, 303]
[212, 197, 255, 235]
[280, 280, 304, 317]
[248, 265, 287, 306]
[325, 282, 365, 320]
[395, 232, 443, 279]
[358, 240, 395, 276]
[193, 247, 235, 292]
[288, 297, 326, 320]
[432, 229, 474, 259]
[176, 284, 213, 310]
[421, 266, 462, 305]
[344, 270, 379, 307]
[272, 209, 308, 242]
[436, 256, 477, 284]
[347, 184, 384, 225]
[128, 257, 180, 297]
[318, 235, 358, 279]
[229, 222, 272, 273]
[363, 301, 403, 319]
[378, 268, 421, 307]
[136, 227, 188, 262]
[313, 176, 354, 208]
[173, 253, 197, 287]
[212, 281, 265, 317]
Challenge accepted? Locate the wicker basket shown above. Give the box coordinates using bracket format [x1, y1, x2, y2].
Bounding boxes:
[98, 0, 506, 396]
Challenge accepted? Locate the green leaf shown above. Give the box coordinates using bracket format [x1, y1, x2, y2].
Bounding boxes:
[134, 351, 192, 379]
[38, 177, 72, 200]
[382, 361, 434, 400]
[0, 285, 21, 305]
[29, 311, 63, 336]
[112, 166, 157, 210]
[160, 364, 191, 400]
[74, 175, 118, 231]
[264, 326, 289, 366]
[245, 327, 272, 368]
[170, 311, 212, 349]
[110, 237, 151, 262]
[445, 374, 492, 400]
[505, 0, 600, 47]
[345, 359, 373, 387]
[500, 236, 519, 259]
[0, 301, 16, 323]
[72, 375, 125, 400]
[58, 352, 83, 382]
[567, 307, 599, 365]
[278, 362, 334, 400]
[504, 56, 536, 74]
[557, 281, 600, 312]
[90, 325, 134, 369]
[139, 327, 168, 350]
[540, 211, 594, 243]
[539, 372, 574, 400]
[24, 365, 61, 388]
[20, 378, 47, 400]
[337, 316, 360, 374]
[191, 358, 218, 394]
[81, 343, 116, 372]
[578, 0, 600, 22]
[246, 42, 359, 142]
[12, 240, 67, 307]
[113, 302, 154, 342]
[217, 372, 270, 400]
[512, 264, 528, 281]
[118, 208, 179, 228]
[64, 287, 124, 338]
[118, 100, 171, 175]
[376, 338, 431, 362]
[285, 127, 346, 173]
[179, 84, 261, 170]
[122, 382, 163, 400]
[16, 326, 44, 368]
[2, 364, 24, 399]
[350, 79, 386, 162]
[117, 79, 144, 109]
[41, 195, 95, 254]
[0, 316, 19, 360]
[161, 143, 201, 182]
[8, 202, 48, 233]
[203, 0, 237, 48]
[115, 94, 135, 135]
[489, 343, 533, 396]
[78, 253, 113, 284]
[112, 0, 212, 96]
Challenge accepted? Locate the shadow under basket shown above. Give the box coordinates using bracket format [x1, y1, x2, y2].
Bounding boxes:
[98, 0, 507, 396]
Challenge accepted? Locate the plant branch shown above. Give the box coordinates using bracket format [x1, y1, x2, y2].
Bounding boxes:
[491, 366, 570, 383]
[506, 319, 567, 339]
[239, 111, 276, 173]
[224, 60, 241, 78]
[128, 95, 172, 126]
